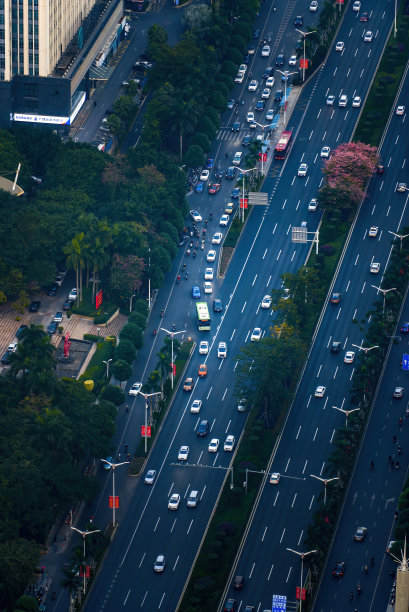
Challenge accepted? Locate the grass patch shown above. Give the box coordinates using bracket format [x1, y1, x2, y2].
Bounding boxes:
[71, 286, 118, 320]
[220, 208, 251, 276]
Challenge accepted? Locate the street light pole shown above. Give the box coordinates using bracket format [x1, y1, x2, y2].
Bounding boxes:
[388, 230, 409, 251]
[70, 526, 100, 594]
[236, 167, 257, 223]
[352, 343, 379, 355]
[100, 458, 129, 526]
[160, 327, 186, 389]
[310, 474, 339, 505]
[103, 358, 112, 378]
[253, 121, 270, 175]
[276, 70, 297, 125]
[371, 285, 397, 315]
[295, 29, 315, 82]
[129, 293, 136, 313]
[394, 0, 397, 38]
[138, 391, 161, 453]
[332, 405, 360, 428]
[286, 548, 317, 612]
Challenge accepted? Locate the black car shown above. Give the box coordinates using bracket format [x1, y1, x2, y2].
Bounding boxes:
[252, 28, 260, 39]
[47, 283, 59, 297]
[330, 341, 341, 354]
[263, 66, 274, 79]
[242, 135, 252, 146]
[47, 321, 58, 335]
[1, 350, 12, 365]
[243, 53, 250, 64]
[233, 575, 245, 590]
[294, 15, 303, 26]
[274, 90, 284, 101]
[225, 167, 235, 179]
[224, 599, 237, 612]
[16, 325, 28, 339]
[332, 560, 346, 578]
[232, 121, 241, 132]
[275, 54, 285, 66]
[213, 299, 223, 312]
[231, 187, 240, 199]
[255, 100, 265, 111]
[29, 300, 41, 312]
[63, 300, 73, 311]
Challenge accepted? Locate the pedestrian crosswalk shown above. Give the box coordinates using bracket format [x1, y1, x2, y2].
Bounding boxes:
[216, 128, 246, 143]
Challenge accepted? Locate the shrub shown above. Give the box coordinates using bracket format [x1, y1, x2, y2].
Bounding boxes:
[319, 244, 335, 256]
[134, 299, 149, 317]
[128, 311, 147, 329]
[83, 333, 104, 342]
[119, 323, 143, 349]
[114, 339, 137, 364]
[100, 385, 125, 406]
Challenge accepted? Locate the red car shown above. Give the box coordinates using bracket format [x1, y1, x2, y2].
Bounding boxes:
[209, 183, 221, 194]
[360, 12, 369, 21]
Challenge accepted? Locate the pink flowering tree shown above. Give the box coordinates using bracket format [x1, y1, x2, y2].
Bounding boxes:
[318, 142, 379, 213]
[109, 254, 145, 305]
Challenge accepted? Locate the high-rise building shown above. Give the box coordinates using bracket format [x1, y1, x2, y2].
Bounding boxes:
[0, 0, 125, 130]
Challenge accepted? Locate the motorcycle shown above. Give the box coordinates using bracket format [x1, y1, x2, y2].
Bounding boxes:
[176, 277, 181, 284]
[193, 250, 197, 258]
[186, 249, 191, 256]
[153, 329, 157, 336]
[201, 243, 204, 250]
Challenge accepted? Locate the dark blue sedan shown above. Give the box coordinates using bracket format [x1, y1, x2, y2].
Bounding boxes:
[195, 181, 204, 193]
[401, 322, 409, 334]
[231, 187, 240, 199]
[192, 286, 201, 299]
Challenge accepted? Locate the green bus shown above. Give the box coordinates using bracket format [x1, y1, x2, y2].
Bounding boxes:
[196, 302, 211, 331]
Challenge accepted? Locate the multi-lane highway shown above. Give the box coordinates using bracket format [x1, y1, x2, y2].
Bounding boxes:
[82, 1, 404, 611]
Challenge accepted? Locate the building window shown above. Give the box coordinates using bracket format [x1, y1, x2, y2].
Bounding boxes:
[24, 83, 38, 98]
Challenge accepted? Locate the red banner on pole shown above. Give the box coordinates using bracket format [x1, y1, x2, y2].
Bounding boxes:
[300, 58, 309, 69]
[95, 289, 103, 309]
[141, 425, 152, 438]
[172, 363, 176, 375]
[239, 198, 248, 209]
[109, 496, 119, 508]
[296, 587, 306, 601]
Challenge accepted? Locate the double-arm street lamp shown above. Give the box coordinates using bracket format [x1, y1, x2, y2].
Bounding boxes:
[100, 457, 129, 527]
[252, 121, 270, 175]
[286, 548, 317, 611]
[295, 29, 316, 82]
[332, 405, 360, 428]
[70, 526, 101, 593]
[102, 358, 112, 378]
[371, 284, 397, 314]
[389, 230, 409, 251]
[310, 474, 339, 505]
[276, 70, 297, 125]
[160, 327, 186, 389]
[352, 343, 379, 355]
[236, 167, 257, 222]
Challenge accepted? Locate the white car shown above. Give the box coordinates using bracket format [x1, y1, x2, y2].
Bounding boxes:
[168, 493, 180, 510]
[326, 94, 335, 105]
[265, 76, 275, 87]
[199, 340, 209, 355]
[238, 64, 247, 74]
[364, 31, 373, 42]
[251, 327, 262, 341]
[219, 214, 229, 226]
[223, 435, 235, 451]
[54, 311, 63, 323]
[246, 111, 255, 123]
[207, 250, 216, 262]
[199, 169, 209, 181]
[218, 342, 227, 358]
[352, 0, 361, 10]
[208, 438, 220, 452]
[396, 105, 405, 115]
[370, 262, 380, 273]
[154, 554, 166, 573]
[261, 295, 272, 308]
[178, 445, 189, 461]
[339, 94, 348, 107]
[314, 386, 326, 398]
[204, 282, 212, 294]
[344, 351, 355, 364]
[261, 45, 271, 57]
[68, 288, 78, 301]
[129, 382, 142, 396]
[262, 88, 271, 99]
[212, 232, 223, 245]
[190, 399, 202, 414]
[144, 469, 157, 485]
[190, 210, 203, 222]
[368, 226, 378, 238]
[309, 0, 318, 11]
[308, 198, 318, 212]
[335, 41, 345, 52]
[298, 163, 308, 177]
[352, 96, 361, 107]
[8, 342, 18, 353]
[266, 109, 274, 121]
[248, 80, 258, 92]
[320, 146, 330, 158]
[289, 54, 297, 66]
[205, 268, 214, 280]
[234, 72, 244, 83]
[270, 472, 280, 484]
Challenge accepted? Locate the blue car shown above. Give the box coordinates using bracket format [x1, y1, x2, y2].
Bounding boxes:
[206, 158, 214, 169]
[231, 187, 240, 199]
[192, 286, 201, 299]
[401, 322, 409, 334]
[195, 181, 204, 193]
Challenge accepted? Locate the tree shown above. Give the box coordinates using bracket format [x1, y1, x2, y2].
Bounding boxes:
[114, 339, 137, 364]
[156, 349, 172, 398]
[112, 359, 132, 386]
[184, 144, 205, 168]
[109, 253, 145, 303]
[0, 539, 40, 610]
[64, 233, 84, 304]
[119, 323, 143, 350]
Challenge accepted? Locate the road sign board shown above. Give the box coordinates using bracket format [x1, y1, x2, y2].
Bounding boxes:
[402, 354, 409, 370]
[248, 192, 268, 205]
[272, 594, 287, 611]
[292, 226, 308, 243]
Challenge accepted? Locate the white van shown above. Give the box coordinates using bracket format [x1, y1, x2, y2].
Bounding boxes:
[187, 490, 199, 507]
[232, 151, 243, 166]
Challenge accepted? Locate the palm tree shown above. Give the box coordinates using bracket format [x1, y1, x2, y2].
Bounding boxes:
[64, 233, 85, 304]
[156, 349, 171, 399]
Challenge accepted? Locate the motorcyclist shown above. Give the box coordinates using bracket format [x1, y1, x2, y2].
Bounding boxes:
[370, 461, 374, 470]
